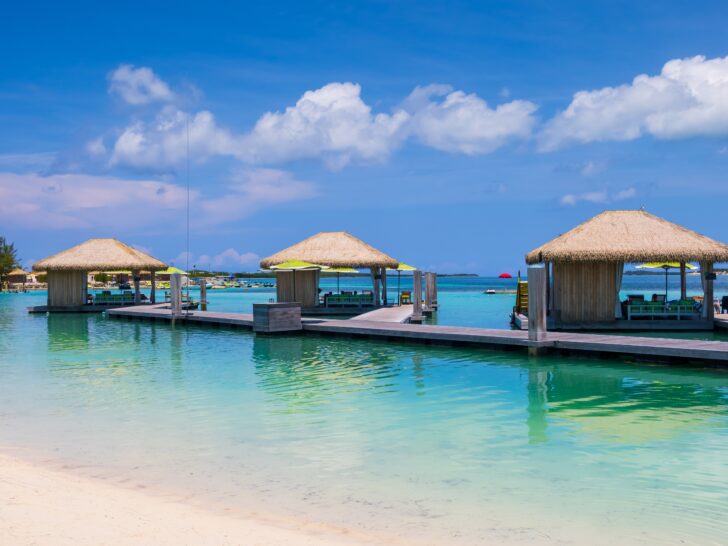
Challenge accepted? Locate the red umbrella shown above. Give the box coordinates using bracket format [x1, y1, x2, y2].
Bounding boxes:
[498, 273, 512, 279]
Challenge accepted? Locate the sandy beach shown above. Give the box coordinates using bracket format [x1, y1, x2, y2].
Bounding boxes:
[0, 453, 380, 546]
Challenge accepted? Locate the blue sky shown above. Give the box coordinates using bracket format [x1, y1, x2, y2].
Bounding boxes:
[2, 1, 728, 273]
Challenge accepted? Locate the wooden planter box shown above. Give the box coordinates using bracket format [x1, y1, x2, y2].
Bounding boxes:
[253, 302, 302, 333]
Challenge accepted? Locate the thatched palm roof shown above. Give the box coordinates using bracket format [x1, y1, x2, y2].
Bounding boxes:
[7, 268, 29, 276]
[33, 238, 167, 272]
[260, 232, 399, 269]
[526, 210, 728, 264]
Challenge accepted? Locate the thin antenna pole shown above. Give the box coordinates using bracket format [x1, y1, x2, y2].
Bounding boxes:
[185, 114, 191, 315]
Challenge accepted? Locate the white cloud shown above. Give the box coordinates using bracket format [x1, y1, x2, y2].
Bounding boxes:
[108, 64, 175, 105]
[580, 160, 607, 177]
[85, 137, 107, 157]
[172, 249, 259, 271]
[0, 169, 313, 230]
[110, 107, 237, 169]
[240, 82, 410, 168]
[403, 84, 537, 154]
[541, 55, 728, 150]
[560, 186, 637, 206]
[106, 81, 538, 170]
[199, 168, 316, 224]
[0, 172, 190, 229]
[211, 248, 259, 269]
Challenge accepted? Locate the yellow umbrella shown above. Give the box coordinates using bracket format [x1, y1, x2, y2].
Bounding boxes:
[387, 263, 417, 305]
[269, 260, 329, 271]
[636, 262, 696, 299]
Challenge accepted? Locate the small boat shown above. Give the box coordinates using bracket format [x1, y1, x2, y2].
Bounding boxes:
[485, 289, 496, 294]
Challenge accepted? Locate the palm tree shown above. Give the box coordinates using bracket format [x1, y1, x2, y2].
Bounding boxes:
[0, 236, 20, 288]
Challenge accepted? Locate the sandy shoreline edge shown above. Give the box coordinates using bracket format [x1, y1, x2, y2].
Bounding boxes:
[0, 453, 384, 546]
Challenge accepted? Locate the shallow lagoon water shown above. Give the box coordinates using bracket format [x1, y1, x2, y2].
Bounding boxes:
[1, 278, 727, 544]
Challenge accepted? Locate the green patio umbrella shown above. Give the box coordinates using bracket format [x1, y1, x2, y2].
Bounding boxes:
[387, 262, 417, 305]
[326, 267, 359, 293]
[270, 260, 329, 302]
[636, 262, 696, 299]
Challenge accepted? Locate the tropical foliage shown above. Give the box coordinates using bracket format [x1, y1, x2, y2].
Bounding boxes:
[0, 237, 20, 285]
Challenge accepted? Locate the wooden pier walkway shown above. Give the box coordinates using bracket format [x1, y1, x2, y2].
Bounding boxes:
[354, 305, 414, 323]
[106, 304, 728, 365]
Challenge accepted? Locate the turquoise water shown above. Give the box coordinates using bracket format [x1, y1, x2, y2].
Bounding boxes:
[1, 279, 728, 544]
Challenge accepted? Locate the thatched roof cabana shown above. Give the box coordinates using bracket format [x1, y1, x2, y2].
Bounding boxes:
[526, 210, 728, 264]
[33, 238, 166, 272]
[522, 210, 727, 330]
[260, 232, 399, 269]
[30, 239, 166, 311]
[8, 268, 29, 276]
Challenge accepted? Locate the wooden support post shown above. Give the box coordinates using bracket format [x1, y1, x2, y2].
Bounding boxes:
[432, 272, 438, 309]
[381, 267, 388, 306]
[170, 273, 182, 317]
[132, 269, 141, 305]
[424, 272, 433, 314]
[200, 280, 207, 311]
[705, 262, 715, 322]
[150, 271, 156, 304]
[680, 262, 687, 300]
[371, 268, 381, 307]
[545, 262, 550, 313]
[528, 266, 548, 354]
[412, 270, 423, 323]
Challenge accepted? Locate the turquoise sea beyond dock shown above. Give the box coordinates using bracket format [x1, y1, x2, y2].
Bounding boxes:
[1, 275, 727, 544]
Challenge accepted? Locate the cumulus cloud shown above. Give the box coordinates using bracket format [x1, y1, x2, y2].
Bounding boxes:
[108, 64, 175, 105]
[105, 81, 538, 170]
[541, 55, 728, 150]
[110, 106, 237, 169]
[199, 168, 316, 224]
[560, 186, 636, 206]
[403, 84, 537, 154]
[240, 82, 410, 168]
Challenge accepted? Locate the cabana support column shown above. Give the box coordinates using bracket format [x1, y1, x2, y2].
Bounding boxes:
[680, 262, 687, 300]
[705, 262, 715, 322]
[381, 267, 388, 305]
[132, 269, 141, 305]
[528, 266, 548, 345]
[150, 271, 156, 304]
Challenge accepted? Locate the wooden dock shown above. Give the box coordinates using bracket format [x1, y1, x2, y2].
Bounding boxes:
[354, 305, 414, 323]
[105, 304, 728, 366]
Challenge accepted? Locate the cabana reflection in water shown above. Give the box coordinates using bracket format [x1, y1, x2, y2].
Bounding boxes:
[522, 210, 728, 331]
